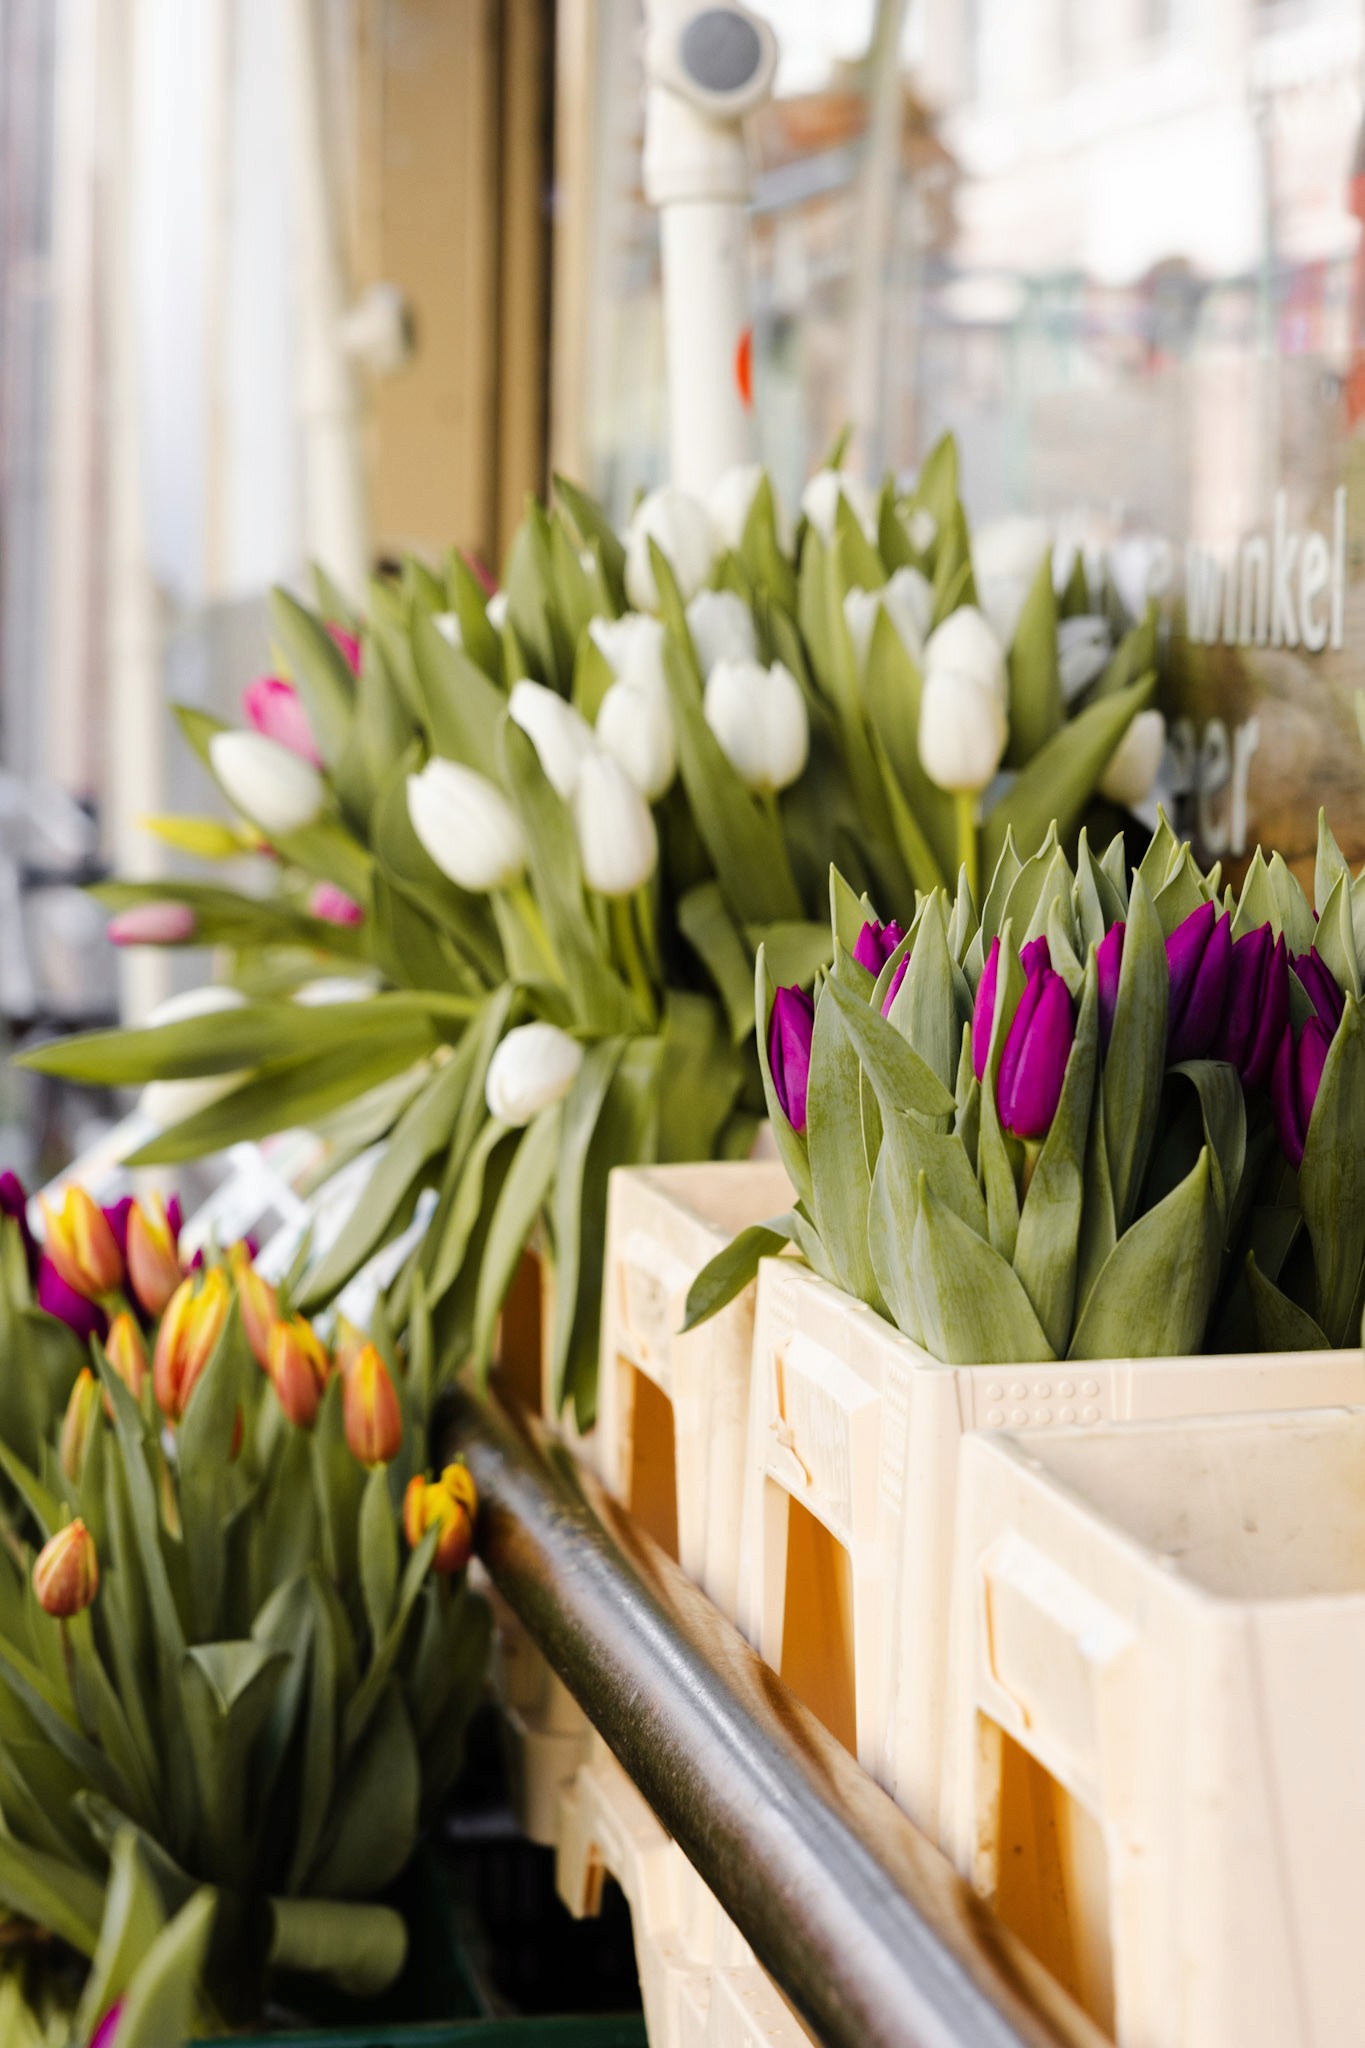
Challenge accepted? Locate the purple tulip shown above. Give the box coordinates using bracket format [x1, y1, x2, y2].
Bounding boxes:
[1293, 947, 1344, 1032]
[997, 944, 1075, 1140]
[882, 955, 909, 1017]
[970, 938, 1001, 1080]
[1166, 902, 1232, 1061]
[0, 1170, 35, 1277]
[37, 1255, 107, 1343]
[309, 882, 364, 927]
[853, 917, 905, 977]
[167, 1194, 183, 1241]
[768, 985, 815, 1135]
[1212, 925, 1289, 1091]
[1096, 922, 1125, 1049]
[90, 2005, 124, 2048]
[1271, 1016, 1332, 1168]
[102, 1196, 134, 1265]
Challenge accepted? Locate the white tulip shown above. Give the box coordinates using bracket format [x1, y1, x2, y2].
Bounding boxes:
[843, 565, 934, 670]
[486, 591, 510, 631]
[1057, 615, 1112, 702]
[209, 731, 325, 838]
[686, 589, 757, 676]
[589, 613, 667, 698]
[708, 463, 794, 553]
[508, 679, 594, 799]
[972, 515, 1052, 646]
[1108, 535, 1173, 620]
[905, 505, 938, 553]
[486, 1022, 584, 1127]
[293, 976, 381, 1006]
[703, 658, 809, 795]
[433, 611, 463, 648]
[596, 680, 676, 801]
[923, 605, 1007, 706]
[800, 468, 878, 544]
[624, 486, 716, 610]
[140, 985, 248, 1128]
[572, 750, 659, 897]
[1099, 709, 1167, 808]
[407, 758, 525, 891]
[918, 670, 1009, 795]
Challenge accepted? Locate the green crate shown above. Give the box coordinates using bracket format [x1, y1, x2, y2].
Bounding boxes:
[204, 2022, 649, 2047]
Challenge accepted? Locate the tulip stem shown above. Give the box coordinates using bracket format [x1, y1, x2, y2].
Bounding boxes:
[611, 896, 656, 1024]
[955, 791, 979, 905]
[506, 883, 561, 985]
[59, 1623, 96, 1743]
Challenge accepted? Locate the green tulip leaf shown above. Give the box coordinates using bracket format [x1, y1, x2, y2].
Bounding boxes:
[911, 1172, 1053, 1365]
[1005, 552, 1062, 766]
[1245, 1254, 1330, 1352]
[681, 1218, 797, 1333]
[270, 586, 356, 768]
[1300, 994, 1365, 1345]
[983, 671, 1155, 872]
[1069, 1147, 1221, 1360]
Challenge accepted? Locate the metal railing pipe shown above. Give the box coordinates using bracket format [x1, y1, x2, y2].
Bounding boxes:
[441, 1386, 1104, 2048]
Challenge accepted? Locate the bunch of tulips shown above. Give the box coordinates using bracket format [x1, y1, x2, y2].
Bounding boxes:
[26, 441, 1161, 1424]
[695, 812, 1365, 1361]
[0, 1174, 488, 2043]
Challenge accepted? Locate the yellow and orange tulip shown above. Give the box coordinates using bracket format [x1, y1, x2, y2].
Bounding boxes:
[33, 1519, 99, 1617]
[125, 1195, 182, 1316]
[229, 1240, 277, 1371]
[153, 1268, 230, 1422]
[342, 1342, 402, 1468]
[268, 1315, 330, 1430]
[402, 1462, 477, 1574]
[40, 1188, 122, 1300]
[59, 1369, 101, 1483]
[105, 1311, 149, 1406]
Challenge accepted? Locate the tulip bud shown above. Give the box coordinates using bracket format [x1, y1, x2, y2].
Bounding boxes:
[407, 758, 526, 892]
[571, 751, 659, 896]
[331, 1313, 369, 1380]
[1272, 1015, 1332, 1168]
[327, 624, 362, 675]
[923, 605, 1007, 705]
[125, 1195, 182, 1317]
[685, 589, 757, 677]
[1213, 925, 1289, 1091]
[403, 1463, 478, 1574]
[209, 731, 326, 838]
[843, 566, 933, 671]
[105, 1311, 149, 1405]
[433, 611, 463, 648]
[486, 1021, 584, 1126]
[595, 680, 676, 801]
[971, 515, 1051, 646]
[60, 1368, 101, 1482]
[229, 1240, 277, 1370]
[344, 1343, 403, 1467]
[708, 463, 794, 553]
[918, 670, 1008, 795]
[997, 943, 1075, 1140]
[800, 468, 877, 544]
[107, 901, 196, 947]
[624, 486, 717, 610]
[1096, 922, 1125, 1050]
[1057, 615, 1112, 702]
[589, 613, 668, 696]
[242, 675, 322, 766]
[309, 881, 364, 926]
[36, 1257, 106, 1342]
[853, 917, 905, 978]
[767, 985, 815, 1135]
[1294, 947, 1344, 1031]
[40, 1187, 124, 1301]
[33, 1519, 99, 1618]
[268, 1315, 330, 1430]
[90, 2003, 124, 2048]
[486, 590, 510, 631]
[703, 658, 809, 795]
[508, 680, 595, 800]
[1166, 902, 1232, 1062]
[154, 1268, 230, 1422]
[1099, 709, 1166, 808]
[971, 937, 1002, 1080]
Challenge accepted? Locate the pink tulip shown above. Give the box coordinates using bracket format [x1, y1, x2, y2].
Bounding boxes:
[242, 676, 322, 766]
[327, 624, 362, 674]
[107, 901, 196, 947]
[309, 882, 364, 927]
[90, 2002, 124, 2048]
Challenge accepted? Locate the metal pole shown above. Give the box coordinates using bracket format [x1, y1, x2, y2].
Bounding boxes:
[441, 1387, 1106, 2048]
[642, 1, 778, 494]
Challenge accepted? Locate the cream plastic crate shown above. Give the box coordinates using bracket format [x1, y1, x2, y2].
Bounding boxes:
[598, 1162, 792, 1621]
[490, 1588, 593, 1847]
[943, 1410, 1365, 2048]
[738, 1257, 1365, 1846]
[558, 1736, 814, 2048]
